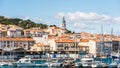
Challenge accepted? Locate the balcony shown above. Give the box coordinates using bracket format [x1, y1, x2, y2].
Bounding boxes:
[57, 47, 79, 51]
[57, 47, 64, 51]
[64, 48, 79, 51]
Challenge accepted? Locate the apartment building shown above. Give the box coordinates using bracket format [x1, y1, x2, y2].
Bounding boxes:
[0, 37, 35, 51]
[7, 25, 23, 37]
[30, 42, 50, 52]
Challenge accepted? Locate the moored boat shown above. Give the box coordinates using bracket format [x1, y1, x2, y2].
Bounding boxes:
[12, 56, 35, 67]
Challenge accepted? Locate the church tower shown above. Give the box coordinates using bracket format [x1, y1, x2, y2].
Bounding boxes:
[62, 17, 66, 29]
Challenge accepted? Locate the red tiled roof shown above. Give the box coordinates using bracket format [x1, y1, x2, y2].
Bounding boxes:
[0, 38, 34, 41]
[55, 39, 75, 43]
[80, 39, 89, 42]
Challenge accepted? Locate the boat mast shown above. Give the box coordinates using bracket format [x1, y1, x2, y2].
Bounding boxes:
[110, 28, 113, 56]
[100, 25, 104, 62]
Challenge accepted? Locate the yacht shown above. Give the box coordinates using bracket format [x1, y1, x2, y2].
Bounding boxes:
[12, 57, 35, 67]
[81, 54, 106, 68]
[80, 54, 94, 68]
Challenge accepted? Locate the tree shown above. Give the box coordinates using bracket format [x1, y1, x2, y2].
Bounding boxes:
[0, 16, 48, 29]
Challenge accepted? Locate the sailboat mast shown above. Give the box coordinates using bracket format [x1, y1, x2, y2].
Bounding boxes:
[100, 25, 104, 63]
[101, 25, 104, 57]
[110, 28, 113, 55]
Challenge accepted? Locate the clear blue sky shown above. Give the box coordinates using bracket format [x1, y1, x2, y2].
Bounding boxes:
[0, 0, 120, 35]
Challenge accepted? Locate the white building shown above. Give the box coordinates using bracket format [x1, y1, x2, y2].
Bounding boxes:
[78, 39, 98, 57]
[7, 25, 23, 37]
[32, 32, 49, 45]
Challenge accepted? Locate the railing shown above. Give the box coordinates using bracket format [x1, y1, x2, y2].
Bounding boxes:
[64, 48, 79, 51]
[57, 47, 80, 51]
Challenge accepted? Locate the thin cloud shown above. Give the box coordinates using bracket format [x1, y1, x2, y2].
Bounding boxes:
[73, 23, 95, 30]
[56, 11, 120, 29]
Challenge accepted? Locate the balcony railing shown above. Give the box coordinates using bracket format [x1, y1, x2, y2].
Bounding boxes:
[57, 47, 79, 51]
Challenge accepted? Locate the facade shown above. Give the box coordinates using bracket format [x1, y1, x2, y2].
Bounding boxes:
[0, 37, 35, 51]
[30, 42, 50, 52]
[48, 36, 79, 54]
[96, 40, 119, 56]
[32, 32, 49, 45]
[78, 39, 96, 55]
[7, 25, 23, 37]
[47, 26, 65, 36]
[79, 39, 120, 57]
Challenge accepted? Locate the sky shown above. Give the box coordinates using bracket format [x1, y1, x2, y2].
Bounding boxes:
[0, 0, 120, 35]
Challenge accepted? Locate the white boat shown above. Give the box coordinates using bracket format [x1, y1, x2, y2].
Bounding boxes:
[81, 54, 94, 67]
[12, 57, 35, 67]
[81, 54, 106, 68]
[45, 59, 62, 67]
[108, 58, 119, 68]
[0, 62, 9, 66]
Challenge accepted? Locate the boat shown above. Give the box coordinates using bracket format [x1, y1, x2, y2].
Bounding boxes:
[0, 62, 9, 66]
[80, 54, 94, 68]
[117, 62, 120, 68]
[12, 56, 35, 67]
[44, 59, 62, 67]
[80, 54, 106, 68]
[108, 58, 118, 68]
[62, 60, 76, 68]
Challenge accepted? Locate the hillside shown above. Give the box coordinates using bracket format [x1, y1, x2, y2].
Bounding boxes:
[0, 16, 48, 29]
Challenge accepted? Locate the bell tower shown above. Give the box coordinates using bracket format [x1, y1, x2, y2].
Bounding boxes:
[62, 17, 66, 29]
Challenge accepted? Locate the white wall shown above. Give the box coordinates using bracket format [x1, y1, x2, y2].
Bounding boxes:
[78, 40, 97, 56]
[33, 34, 48, 45]
[88, 40, 97, 56]
[48, 39, 57, 51]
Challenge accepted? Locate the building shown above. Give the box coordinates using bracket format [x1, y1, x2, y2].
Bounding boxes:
[47, 26, 65, 36]
[78, 39, 94, 55]
[30, 42, 50, 52]
[0, 37, 35, 51]
[79, 39, 119, 57]
[48, 35, 79, 54]
[95, 40, 119, 56]
[32, 31, 49, 45]
[7, 25, 23, 37]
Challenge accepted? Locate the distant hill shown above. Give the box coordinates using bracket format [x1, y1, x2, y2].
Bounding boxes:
[0, 16, 48, 29]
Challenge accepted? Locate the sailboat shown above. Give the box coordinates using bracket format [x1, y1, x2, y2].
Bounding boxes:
[91, 26, 108, 68]
[107, 28, 119, 68]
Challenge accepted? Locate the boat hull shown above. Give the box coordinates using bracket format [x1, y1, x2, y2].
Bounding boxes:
[17, 63, 35, 67]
